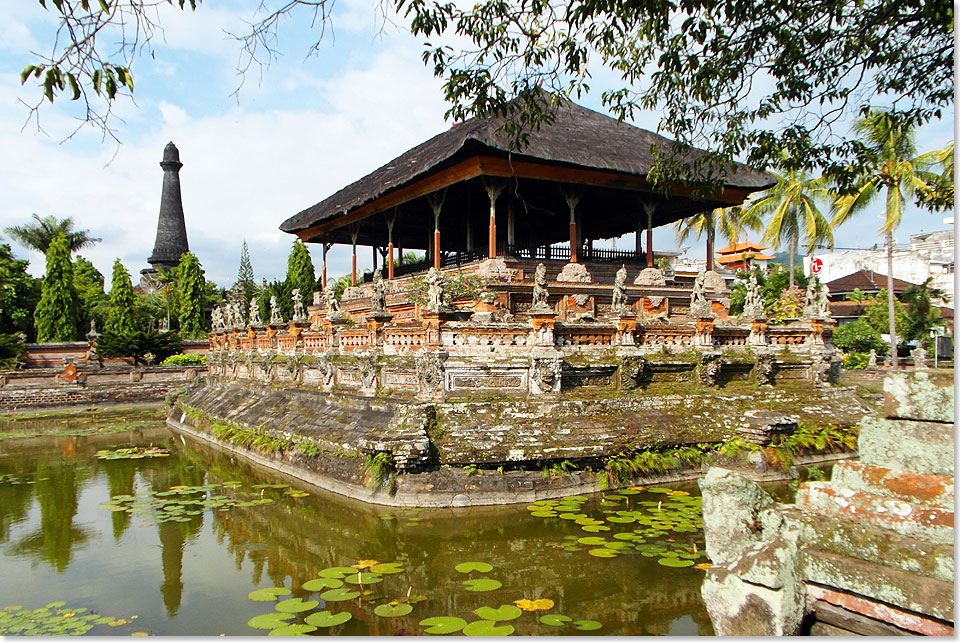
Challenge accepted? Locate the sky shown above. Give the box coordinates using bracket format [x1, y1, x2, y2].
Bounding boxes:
[0, 1, 954, 291]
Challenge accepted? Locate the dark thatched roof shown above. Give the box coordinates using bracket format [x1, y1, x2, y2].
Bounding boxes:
[825, 269, 916, 295]
[281, 98, 774, 241]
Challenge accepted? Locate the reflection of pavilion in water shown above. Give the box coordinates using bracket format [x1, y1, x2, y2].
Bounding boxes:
[211, 98, 838, 397]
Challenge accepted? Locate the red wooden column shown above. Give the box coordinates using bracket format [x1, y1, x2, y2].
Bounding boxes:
[350, 228, 359, 286]
[484, 180, 504, 258]
[428, 191, 446, 270]
[321, 241, 331, 289]
[563, 190, 582, 263]
[385, 212, 396, 280]
[643, 201, 656, 268]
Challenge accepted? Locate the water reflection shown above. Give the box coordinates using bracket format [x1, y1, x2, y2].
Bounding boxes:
[0, 423, 715, 635]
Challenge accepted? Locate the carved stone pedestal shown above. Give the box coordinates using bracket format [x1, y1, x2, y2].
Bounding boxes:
[747, 318, 768, 347]
[613, 315, 637, 346]
[695, 317, 715, 347]
[528, 311, 558, 347]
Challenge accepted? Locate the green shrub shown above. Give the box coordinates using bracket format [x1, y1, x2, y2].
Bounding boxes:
[842, 351, 870, 369]
[96, 329, 183, 365]
[0, 333, 26, 370]
[833, 318, 887, 355]
[161, 353, 207, 366]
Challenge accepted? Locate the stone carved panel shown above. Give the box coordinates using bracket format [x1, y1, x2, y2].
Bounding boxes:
[530, 357, 562, 394]
[556, 262, 592, 283]
[697, 352, 722, 387]
[754, 353, 776, 386]
[415, 350, 447, 393]
[383, 371, 419, 387]
[355, 351, 378, 389]
[634, 267, 666, 286]
[448, 371, 526, 390]
[619, 357, 650, 389]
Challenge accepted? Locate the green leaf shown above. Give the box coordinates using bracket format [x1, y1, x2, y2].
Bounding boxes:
[274, 597, 319, 613]
[419, 616, 467, 634]
[539, 614, 572, 627]
[302, 577, 343, 591]
[576, 536, 607, 546]
[319, 587, 361, 602]
[247, 587, 291, 602]
[343, 572, 382, 585]
[268, 624, 317, 636]
[657, 557, 695, 567]
[317, 566, 359, 578]
[67, 73, 80, 100]
[304, 610, 353, 627]
[369, 562, 404, 574]
[20, 65, 36, 84]
[573, 619, 602, 631]
[462, 620, 514, 636]
[373, 603, 413, 617]
[474, 605, 522, 621]
[462, 578, 502, 592]
[588, 548, 618, 558]
[454, 561, 493, 573]
[247, 612, 295, 630]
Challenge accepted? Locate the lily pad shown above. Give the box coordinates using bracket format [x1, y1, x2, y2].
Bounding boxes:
[344, 572, 382, 585]
[539, 614, 572, 627]
[462, 620, 514, 636]
[474, 605, 522, 621]
[319, 587, 361, 602]
[455, 561, 493, 573]
[302, 577, 344, 591]
[247, 612, 295, 630]
[370, 562, 405, 574]
[462, 578, 502, 592]
[274, 598, 319, 613]
[268, 624, 317, 636]
[529, 511, 558, 518]
[247, 587, 292, 602]
[318, 566, 360, 578]
[304, 610, 353, 627]
[373, 603, 413, 618]
[573, 619, 602, 631]
[577, 536, 607, 546]
[419, 616, 467, 634]
[581, 525, 611, 533]
[658, 557, 695, 568]
[588, 548, 618, 558]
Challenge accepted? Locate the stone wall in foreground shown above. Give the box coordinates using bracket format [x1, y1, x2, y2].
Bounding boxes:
[699, 371, 954, 636]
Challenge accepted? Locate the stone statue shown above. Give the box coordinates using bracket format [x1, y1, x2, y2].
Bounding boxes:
[371, 268, 387, 313]
[802, 279, 819, 318]
[690, 268, 712, 317]
[742, 273, 764, 318]
[249, 298, 262, 326]
[911, 344, 928, 370]
[817, 283, 831, 318]
[611, 264, 629, 314]
[269, 295, 284, 325]
[425, 267, 446, 312]
[313, 290, 322, 306]
[291, 288, 306, 321]
[530, 263, 551, 313]
[323, 283, 342, 314]
[232, 299, 245, 327]
[211, 305, 223, 330]
[866, 348, 878, 370]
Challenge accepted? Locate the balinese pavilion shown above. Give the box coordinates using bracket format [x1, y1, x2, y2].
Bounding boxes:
[208, 98, 841, 398]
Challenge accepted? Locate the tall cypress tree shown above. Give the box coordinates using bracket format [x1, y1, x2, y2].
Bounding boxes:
[235, 240, 257, 312]
[282, 240, 315, 320]
[74, 256, 108, 332]
[106, 259, 137, 333]
[177, 252, 206, 338]
[34, 233, 80, 342]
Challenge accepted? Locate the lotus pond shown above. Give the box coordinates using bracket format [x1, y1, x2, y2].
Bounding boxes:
[0, 409, 720, 635]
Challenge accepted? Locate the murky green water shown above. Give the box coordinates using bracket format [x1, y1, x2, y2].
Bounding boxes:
[0, 411, 715, 636]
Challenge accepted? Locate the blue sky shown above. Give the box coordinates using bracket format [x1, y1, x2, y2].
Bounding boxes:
[0, 1, 953, 290]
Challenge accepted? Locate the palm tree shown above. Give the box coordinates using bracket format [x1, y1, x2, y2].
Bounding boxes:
[739, 159, 834, 290]
[674, 206, 762, 270]
[4, 214, 100, 255]
[832, 110, 954, 369]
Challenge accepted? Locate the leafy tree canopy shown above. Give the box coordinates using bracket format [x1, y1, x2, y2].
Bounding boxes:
[0, 244, 41, 339]
[73, 255, 109, 333]
[4, 214, 100, 255]
[176, 252, 207, 339]
[34, 234, 81, 342]
[106, 259, 139, 334]
[96, 328, 183, 365]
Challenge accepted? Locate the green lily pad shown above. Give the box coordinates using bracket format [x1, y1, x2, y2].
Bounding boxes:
[302, 577, 344, 591]
[275, 598, 319, 613]
[44, 602, 66, 609]
[573, 619, 602, 631]
[318, 566, 360, 578]
[304, 610, 353, 627]
[607, 515, 636, 523]
[539, 614, 572, 627]
[344, 572, 382, 585]
[247, 587, 292, 602]
[658, 557, 695, 567]
[577, 536, 607, 546]
[370, 562, 405, 574]
[373, 603, 413, 617]
[319, 587, 361, 602]
[581, 525, 611, 533]
[462, 620, 514, 636]
[529, 511, 558, 518]
[588, 548, 618, 558]
[455, 562, 493, 573]
[557, 513, 586, 520]
[247, 612, 295, 630]
[603, 541, 633, 550]
[474, 605, 522, 621]
[268, 624, 317, 636]
[462, 578, 502, 592]
[561, 545, 582, 552]
[419, 616, 467, 634]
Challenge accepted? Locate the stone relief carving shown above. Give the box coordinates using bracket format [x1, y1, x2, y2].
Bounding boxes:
[809, 354, 835, 385]
[690, 268, 713, 318]
[283, 355, 301, 380]
[619, 356, 649, 389]
[315, 351, 335, 386]
[269, 296, 284, 325]
[531, 357, 563, 393]
[753, 353, 776, 386]
[371, 269, 387, 313]
[530, 263, 552, 313]
[556, 262, 592, 283]
[291, 288, 306, 321]
[342, 286, 363, 301]
[697, 352, 722, 386]
[477, 257, 518, 281]
[572, 294, 591, 307]
[415, 350, 446, 393]
[634, 267, 666, 286]
[702, 270, 726, 293]
[356, 351, 378, 389]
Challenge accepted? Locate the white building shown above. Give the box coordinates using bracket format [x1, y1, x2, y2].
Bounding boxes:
[804, 229, 954, 305]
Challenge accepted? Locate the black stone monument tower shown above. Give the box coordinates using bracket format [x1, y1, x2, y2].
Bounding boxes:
[147, 141, 190, 271]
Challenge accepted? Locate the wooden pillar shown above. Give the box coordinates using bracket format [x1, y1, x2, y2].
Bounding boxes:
[705, 210, 715, 270]
[642, 201, 656, 268]
[372, 244, 378, 271]
[507, 198, 515, 250]
[563, 189, 582, 263]
[636, 212, 643, 257]
[321, 241, 331, 289]
[350, 228, 359, 286]
[429, 191, 446, 270]
[386, 213, 396, 280]
[484, 180, 504, 258]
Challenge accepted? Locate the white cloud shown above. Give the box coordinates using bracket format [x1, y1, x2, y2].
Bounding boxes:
[159, 101, 189, 127]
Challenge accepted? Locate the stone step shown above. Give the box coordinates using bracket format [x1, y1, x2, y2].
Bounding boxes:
[784, 506, 954, 583]
[883, 371, 954, 423]
[801, 548, 954, 623]
[831, 460, 954, 510]
[795, 482, 954, 544]
[857, 416, 954, 476]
